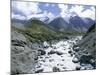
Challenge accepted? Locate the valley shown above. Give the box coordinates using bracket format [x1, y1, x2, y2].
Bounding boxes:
[11, 19, 96, 74]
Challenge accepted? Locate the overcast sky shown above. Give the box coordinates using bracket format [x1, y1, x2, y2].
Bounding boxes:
[12, 1, 96, 22]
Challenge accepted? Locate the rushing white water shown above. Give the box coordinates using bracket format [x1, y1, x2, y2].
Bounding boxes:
[33, 36, 93, 73]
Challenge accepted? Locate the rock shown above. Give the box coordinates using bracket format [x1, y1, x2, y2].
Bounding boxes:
[60, 64, 63, 66]
[53, 46, 57, 49]
[38, 49, 46, 55]
[45, 56, 49, 58]
[68, 51, 72, 54]
[49, 59, 54, 62]
[57, 64, 59, 66]
[41, 60, 45, 62]
[53, 67, 60, 72]
[76, 66, 81, 70]
[63, 67, 67, 69]
[35, 69, 43, 73]
[56, 51, 63, 55]
[72, 58, 79, 63]
[34, 57, 38, 60]
[79, 55, 93, 64]
[62, 59, 65, 61]
[43, 41, 49, 48]
[11, 31, 38, 74]
[48, 50, 56, 55]
[73, 49, 79, 52]
[70, 54, 73, 57]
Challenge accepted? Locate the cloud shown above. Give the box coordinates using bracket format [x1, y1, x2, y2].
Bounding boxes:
[12, 1, 95, 22]
[80, 9, 95, 20]
[12, 1, 42, 20]
[58, 4, 95, 20]
[69, 5, 95, 20]
[58, 4, 69, 17]
[69, 5, 84, 15]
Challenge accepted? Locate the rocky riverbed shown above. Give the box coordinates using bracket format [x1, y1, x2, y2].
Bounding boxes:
[30, 36, 94, 73]
[11, 31, 95, 74]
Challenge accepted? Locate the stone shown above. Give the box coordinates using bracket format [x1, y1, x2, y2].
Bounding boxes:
[62, 59, 65, 61]
[63, 67, 67, 69]
[35, 69, 43, 73]
[38, 49, 46, 55]
[48, 50, 56, 55]
[68, 50, 72, 54]
[56, 51, 63, 55]
[76, 66, 81, 70]
[73, 49, 79, 52]
[53, 67, 60, 72]
[43, 41, 49, 48]
[72, 58, 79, 63]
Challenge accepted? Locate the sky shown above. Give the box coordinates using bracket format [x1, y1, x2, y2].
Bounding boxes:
[12, 1, 96, 23]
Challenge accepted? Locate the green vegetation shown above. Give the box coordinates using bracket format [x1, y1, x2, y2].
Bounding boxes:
[12, 20, 70, 43]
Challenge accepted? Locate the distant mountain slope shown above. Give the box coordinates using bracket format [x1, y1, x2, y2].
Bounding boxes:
[49, 16, 95, 33]
[49, 17, 69, 31]
[12, 19, 69, 42]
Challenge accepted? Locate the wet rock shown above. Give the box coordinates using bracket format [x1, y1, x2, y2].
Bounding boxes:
[48, 50, 56, 55]
[38, 49, 46, 55]
[61, 56, 63, 57]
[72, 58, 79, 63]
[43, 41, 49, 48]
[73, 49, 79, 52]
[76, 66, 81, 70]
[70, 54, 73, 57]
[60, 64, 63, 66]
[45, 56, 49, 58]
[62, 59, 65, 61]
[68, 50, 72, 54]
[53, 67, 60, 72]
[49, 59, 54, 62]
[63, 67, 67, 69]
[34, 57, 38, 60]
[41, 60, 45, 62]
[35, 69, 43, 73]
[53, 46, 57, 49]
[57, 64, 59, 66]
[56, 51, 63, 55]
[39, 56, 43, 59]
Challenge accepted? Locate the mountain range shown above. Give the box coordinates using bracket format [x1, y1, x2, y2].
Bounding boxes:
[12, 15, 95, 34]
[49, 16, 95, 33]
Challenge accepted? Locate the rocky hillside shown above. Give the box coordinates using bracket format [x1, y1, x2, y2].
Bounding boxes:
[11, 19, 69, 75]
[73, 24, 96, 69]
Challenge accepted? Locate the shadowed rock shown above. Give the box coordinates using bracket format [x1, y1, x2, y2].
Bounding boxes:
[53, 67, 60, 72]
[35, 69, 43, 73]
[38, 49, 46, 56]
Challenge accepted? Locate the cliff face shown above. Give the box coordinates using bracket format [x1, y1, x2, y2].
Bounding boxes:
[73, 24, 96, 69]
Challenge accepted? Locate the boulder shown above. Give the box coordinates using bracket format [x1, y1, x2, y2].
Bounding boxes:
[35, 69, 43, 73]
[53, 67, 60, 72]
[48, 50, 56, 55]
[56, 51, 63, 55]
[38, 49, 46, 56]
[72, 57, 79, 63]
